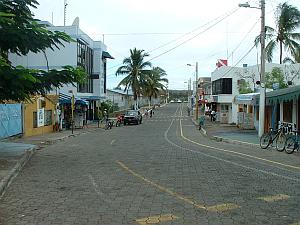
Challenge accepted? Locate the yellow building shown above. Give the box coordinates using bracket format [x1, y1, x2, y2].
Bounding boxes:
[23, 95, 58, 137]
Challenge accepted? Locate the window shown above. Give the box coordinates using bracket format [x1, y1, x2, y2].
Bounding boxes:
[33, 112, 37, 128]
[77, 39, 94, 93]
[44, 110, 52, 126]
[212, 78, 232, 95]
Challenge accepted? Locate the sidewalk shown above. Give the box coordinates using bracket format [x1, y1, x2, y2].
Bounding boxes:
[192, 115, 260, 147]
[0, 122, 101, 197]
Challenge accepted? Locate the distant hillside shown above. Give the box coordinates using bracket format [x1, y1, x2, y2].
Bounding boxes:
[168, 90, 190, 101]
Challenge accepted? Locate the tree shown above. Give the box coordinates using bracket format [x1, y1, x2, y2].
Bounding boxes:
[0, 0, 86, 102]
[239, 80, 253, 94]
[236, 68, 257, 91]
[255, 2, 300, 64]
[283, 47, 300, 64]
[143, 67, 168, 106]
[115, 48, 152, 110]
[265, 67, 288, 89]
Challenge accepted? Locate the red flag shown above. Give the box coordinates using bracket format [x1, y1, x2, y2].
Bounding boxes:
[216, 59, 228, 68]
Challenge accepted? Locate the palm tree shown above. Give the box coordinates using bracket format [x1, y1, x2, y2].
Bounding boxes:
[283, 47, 300, 63]
[116, 48, 152, 110]
[255, 2, 300, 64]
[143, 67, 168, 107]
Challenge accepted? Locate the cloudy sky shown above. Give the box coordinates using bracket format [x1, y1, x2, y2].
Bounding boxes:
[33, 0, 300, 90]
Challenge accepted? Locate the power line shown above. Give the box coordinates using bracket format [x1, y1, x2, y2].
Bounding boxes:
[217, 43, 257, 80]
[228, 18, 260, 60]
[107, 7, 239, 71]
[148, 8, 240, 62]
[147, 7, 239, 54]
[102, 32, 184, 36]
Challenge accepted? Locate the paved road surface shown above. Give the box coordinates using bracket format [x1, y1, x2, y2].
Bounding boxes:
[0, 104, 299, 225]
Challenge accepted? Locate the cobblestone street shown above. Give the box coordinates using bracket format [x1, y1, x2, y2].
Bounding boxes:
[0, 104, 299, 225]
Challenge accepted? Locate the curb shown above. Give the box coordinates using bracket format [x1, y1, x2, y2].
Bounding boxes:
[0, 146, 36, 198]
[189, 117, 259, 148]
[210, 135, 260, 148]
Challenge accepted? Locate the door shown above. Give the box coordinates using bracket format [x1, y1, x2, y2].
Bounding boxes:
[0, 104, 23, 139]
[264, 106, 272, 132]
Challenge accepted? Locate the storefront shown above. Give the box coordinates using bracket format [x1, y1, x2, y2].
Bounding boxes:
[59, 93, 88, 129]
[266, 85, 300, 131]
[234, 93, 259, 129]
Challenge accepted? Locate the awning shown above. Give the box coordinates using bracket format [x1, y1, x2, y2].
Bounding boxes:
[252, 85, 300, 105]
[59, 93, 88, 105]
[79, 96, 106, 101]
[102, 51, 114, 59]
[266, 85, 300, 104]
[234, 93, 259, 105]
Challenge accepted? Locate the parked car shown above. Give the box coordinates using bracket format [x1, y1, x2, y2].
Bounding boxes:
[124, 110, 142, 125]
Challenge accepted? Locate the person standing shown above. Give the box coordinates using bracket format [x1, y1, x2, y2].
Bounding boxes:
[210, 110, 216, 122]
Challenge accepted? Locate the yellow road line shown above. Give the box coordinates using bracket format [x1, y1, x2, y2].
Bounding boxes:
[290, 221, 300, 225]
[257, 194, 290, 202]
[206, 203, 240, 212]
[117, 161, 206, 210]
[116, 161, 239, 213]
[179, 119, 300, 170]
[135, 214, 178, 225]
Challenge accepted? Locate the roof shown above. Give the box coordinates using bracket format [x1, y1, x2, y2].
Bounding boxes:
[79, 96, 106, 101]
[107, 89, 134, 96]
[266, 85, 300, 104]
[102, 51, 114, 59]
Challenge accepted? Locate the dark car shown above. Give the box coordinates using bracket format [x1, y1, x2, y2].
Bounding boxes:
[124, 110, 142, 125]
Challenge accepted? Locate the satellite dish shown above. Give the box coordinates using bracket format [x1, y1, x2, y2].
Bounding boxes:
[72, 17, 79, 26]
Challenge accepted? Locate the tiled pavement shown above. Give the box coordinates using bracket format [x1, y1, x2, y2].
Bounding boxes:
[0, 104, 299, 225]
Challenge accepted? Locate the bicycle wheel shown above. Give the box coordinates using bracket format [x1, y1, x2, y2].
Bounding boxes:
[275, 133, 286, 152]
[285, 137, 296, 154]
[260, 133, 271, 149]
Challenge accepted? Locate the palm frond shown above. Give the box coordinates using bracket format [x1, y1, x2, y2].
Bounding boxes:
[265, 40, 277, 62]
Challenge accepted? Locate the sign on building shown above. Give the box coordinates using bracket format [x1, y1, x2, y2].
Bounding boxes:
[37, 108, 44, 127]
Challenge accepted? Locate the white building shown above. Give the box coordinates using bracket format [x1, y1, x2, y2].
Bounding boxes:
[211, 63, 300, 124]
[106, 89, 134, 111]
[9, 20, 114, 120]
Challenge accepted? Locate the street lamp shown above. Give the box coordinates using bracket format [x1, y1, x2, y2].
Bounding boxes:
[239, 0, 265, 137]
[187, 62, 199, 121]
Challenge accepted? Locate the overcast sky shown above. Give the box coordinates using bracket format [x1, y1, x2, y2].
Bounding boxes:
[33, 0, 300, 90]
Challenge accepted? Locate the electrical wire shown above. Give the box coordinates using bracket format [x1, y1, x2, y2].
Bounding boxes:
[228, 18, 260, 60]
[148, 8, 240, 62]
[147, 7, 239, 54]
[216, 43, 257, 80]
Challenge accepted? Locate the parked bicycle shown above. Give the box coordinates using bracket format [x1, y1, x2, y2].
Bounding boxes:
[260, 122, 287, 151]
[285, 130, 300, 154]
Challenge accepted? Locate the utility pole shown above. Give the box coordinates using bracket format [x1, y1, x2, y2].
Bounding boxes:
[64, 0, 68, 26]
[195, 62, 199, 121]
[259, 0, 266, 137]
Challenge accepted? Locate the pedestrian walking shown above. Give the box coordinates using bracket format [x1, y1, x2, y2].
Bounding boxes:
[210, 110, 216, 122]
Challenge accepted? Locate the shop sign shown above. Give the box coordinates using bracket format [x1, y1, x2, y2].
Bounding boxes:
[37, 108, 44, 127]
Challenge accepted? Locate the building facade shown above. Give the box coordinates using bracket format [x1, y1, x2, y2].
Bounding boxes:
[9, 20, 113, 122]
[211, 63, 300, 124]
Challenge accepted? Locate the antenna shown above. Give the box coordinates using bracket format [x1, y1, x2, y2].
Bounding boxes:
[64, 0, 68, 26]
